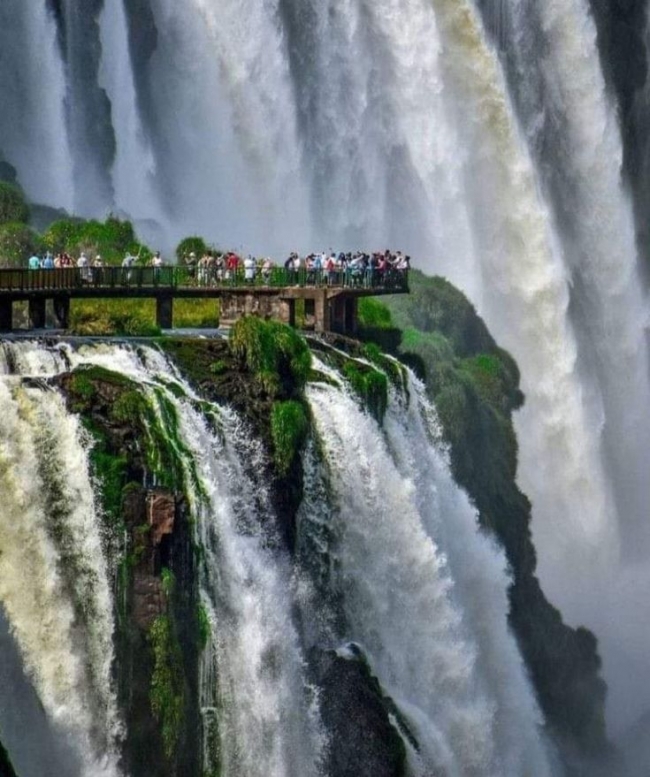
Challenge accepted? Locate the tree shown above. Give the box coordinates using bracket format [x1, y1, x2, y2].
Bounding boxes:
[0, 182, 29, 225]
[0, 222, 40, 267]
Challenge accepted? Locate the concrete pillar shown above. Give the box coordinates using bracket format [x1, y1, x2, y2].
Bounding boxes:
[0, 300, 12, 331]
[28, 297, 46, 329]
[314, 290, 330, 333]
[156, 296, 174, 330]
[53, 295, 70, 329]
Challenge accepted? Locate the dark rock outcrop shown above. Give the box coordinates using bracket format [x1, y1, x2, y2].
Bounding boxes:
[309, 648, 407, 777]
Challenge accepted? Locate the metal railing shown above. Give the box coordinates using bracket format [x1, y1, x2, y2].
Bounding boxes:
[0, 266, 409, 293]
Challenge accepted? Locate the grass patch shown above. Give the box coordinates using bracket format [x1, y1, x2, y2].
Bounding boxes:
[70, 299, 160, 336]
[271, 400, 309, 475]
[174, 298, 220, 328]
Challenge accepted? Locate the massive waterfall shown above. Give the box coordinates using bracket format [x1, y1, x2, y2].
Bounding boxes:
[0, 339, 558, 776]
[2, 0, 650, 752]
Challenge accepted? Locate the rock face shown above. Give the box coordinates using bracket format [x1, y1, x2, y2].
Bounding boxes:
[309, 649, 407, 777]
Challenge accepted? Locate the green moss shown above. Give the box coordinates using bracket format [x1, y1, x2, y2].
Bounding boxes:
[197, 603, 210, 651]
[271, 400, 309, 476]
[90, 449, 128, 524]
[149, 615, 185, 761]
[161, 567, 176, 598]
[111, 389, 149, 424]
[343, 362, 388, 423]
[209, 360, 227, 375]
[229, 317, 311, 397]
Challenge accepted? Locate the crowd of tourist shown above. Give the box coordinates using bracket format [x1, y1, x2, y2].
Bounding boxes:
[184, 248, 410, 288]
[20, 247, 409, 290]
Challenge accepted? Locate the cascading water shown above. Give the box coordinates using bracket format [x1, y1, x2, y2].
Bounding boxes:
[305, 361, 557, 776]
[4, 0, 650, 753]
[0, 338, 566, 775]
[0, 349, 121, 777]
[98, 0, 161, 232]
[0, 0, 73, 211]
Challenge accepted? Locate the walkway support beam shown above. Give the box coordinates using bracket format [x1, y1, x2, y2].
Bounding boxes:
[156, 296, 174, 330]
[28, 298, 46, 329]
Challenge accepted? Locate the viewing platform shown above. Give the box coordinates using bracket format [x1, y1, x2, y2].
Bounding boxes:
[0, 266, 409, 334]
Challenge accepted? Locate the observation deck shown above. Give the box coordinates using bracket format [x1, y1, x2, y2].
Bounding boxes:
[0, 266, 409, 334]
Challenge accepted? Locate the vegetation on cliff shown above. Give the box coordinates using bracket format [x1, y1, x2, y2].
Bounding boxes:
[58, 364, 201, 777]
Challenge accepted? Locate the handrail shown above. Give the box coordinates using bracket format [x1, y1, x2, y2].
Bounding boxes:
[0, 266, 409, 293]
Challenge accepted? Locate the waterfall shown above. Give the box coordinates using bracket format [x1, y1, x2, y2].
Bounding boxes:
[305, 361, 555, 776]
[0, 0, 73, 211]
[0, 339, 565, 774]
[474, 0, 650, 734]
[0, 352, 121, 776]
[3, 0, 650, 747]
[98, 0, 161, 230]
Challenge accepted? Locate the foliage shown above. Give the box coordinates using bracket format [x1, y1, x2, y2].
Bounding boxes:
[69, 299, 161, 336]
[0, 182, 29, 224]
[343, 361, 388, 423]
[0, 221, 40, 266]
[174, 298, 220, 328]
[111, 389, 150, 424]
[176, 236, 209, 263]
[229, 316, 312, 397]
[197, 603, 210, 651]
[358, 297, 394, 329]
[149, 615, 185, 761]
[271, 400, 309, 475]
[42, 215, 147, 264]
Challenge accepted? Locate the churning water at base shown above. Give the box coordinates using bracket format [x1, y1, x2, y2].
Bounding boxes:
[0, 339, 561, 776]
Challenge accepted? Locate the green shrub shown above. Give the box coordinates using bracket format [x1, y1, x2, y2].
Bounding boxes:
[0, 222, 40, 266]
[271, 400, 309, 475]
[176, 236, 208, 263]
[0, 182, 29, 224]
[358, 297, 394, 329]
[343, 361, 388, 423]
[42, 215, 147, 264]
[230, 317, 311, 396]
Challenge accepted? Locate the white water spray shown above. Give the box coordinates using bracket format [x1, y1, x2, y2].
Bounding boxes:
[306, 362, 555, 776]
[0, 355, 121, 776]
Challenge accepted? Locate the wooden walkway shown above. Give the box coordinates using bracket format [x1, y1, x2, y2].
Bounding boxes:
[0, 266, 409, 333]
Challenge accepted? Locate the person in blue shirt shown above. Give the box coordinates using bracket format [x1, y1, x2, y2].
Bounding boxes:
[42, 253, 54, 269]
[28, 254, 41, 270]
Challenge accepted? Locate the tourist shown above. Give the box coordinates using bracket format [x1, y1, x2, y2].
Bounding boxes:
[198, 253, 210, 287]
[261, 257, 273, 284]
[77, 252, 92, 283]
[122, 252, 135, 283]
[42, 252, 54, 270]
[28, 253, 41, 270]
[244, 254, 256, 283]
